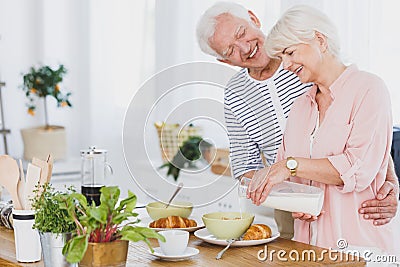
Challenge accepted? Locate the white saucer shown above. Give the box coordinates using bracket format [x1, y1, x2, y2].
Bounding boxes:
[194, 228, 280, 247]
[150, 247, 199, 261]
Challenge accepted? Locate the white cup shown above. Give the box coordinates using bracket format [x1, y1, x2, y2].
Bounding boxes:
[158, 230, 189, 256]
[12, 209, 41, 262]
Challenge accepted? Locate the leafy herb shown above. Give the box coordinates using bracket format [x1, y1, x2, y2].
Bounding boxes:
[31, 183, 76, 234]
[159, 136, 213, 180]
[61, 186, 165, 263]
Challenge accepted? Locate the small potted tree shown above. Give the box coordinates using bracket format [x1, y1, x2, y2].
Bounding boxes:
[20, 64, 72, 160]
[61, 186, 165, 266]
[159, 136, 214, 180]
[31, 183, 76, 267]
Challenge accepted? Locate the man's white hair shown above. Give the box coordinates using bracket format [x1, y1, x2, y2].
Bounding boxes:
[196, 1, 251, 58]
[265, 5, 340, 59]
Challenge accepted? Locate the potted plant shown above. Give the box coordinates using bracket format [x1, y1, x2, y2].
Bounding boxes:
[31, 183, 76, 267]
[61, 186, 165, 266]
[159, 136, 214, 180]
[20, 64, 72, 160]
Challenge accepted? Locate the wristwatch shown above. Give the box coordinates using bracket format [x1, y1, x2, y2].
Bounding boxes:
[286, 157, 298, 176]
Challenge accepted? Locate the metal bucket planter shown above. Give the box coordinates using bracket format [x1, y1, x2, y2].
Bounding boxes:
[79, 240, 129, 267]
[39, 232, 73, 267]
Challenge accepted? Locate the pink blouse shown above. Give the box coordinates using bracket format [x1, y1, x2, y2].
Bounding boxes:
[276, 65, 399, 256]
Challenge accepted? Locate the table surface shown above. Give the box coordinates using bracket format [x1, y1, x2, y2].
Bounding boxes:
[0, 226, 365, 267]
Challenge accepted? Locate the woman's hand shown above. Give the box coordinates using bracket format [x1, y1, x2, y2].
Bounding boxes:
[248, 160, 290, 205]
[292, 211, 324, 222]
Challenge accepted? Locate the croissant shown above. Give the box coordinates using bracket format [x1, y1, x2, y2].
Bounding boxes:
[149, 216, 197, 228]
[242, 224, 272, 240]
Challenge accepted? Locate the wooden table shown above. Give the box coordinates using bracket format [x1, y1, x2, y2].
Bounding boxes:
[0, 226, 365, 266]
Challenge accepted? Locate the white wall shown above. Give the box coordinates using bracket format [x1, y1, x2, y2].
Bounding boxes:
[0, 0, 156, 199]
[1, 0, 399, 201]
[0, 0, 91, 158]
[0, 1, 44, 156]
[86, 0, 157, 199]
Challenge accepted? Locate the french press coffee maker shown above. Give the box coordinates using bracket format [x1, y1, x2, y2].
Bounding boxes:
[80, 146, 113, 206]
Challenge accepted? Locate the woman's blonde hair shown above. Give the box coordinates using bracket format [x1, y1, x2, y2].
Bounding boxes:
[265, 5, 340, 58]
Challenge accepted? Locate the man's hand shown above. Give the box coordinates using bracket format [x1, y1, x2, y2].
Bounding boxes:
[359, 181, 398, 226]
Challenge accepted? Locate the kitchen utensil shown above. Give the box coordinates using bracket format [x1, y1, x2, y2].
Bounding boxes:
[24, 163, 42, 210]
[17, 159, 26, 209]
[215, 238, 236, 260]
[0, 155, 22, 210]
[18, 159, 25, 182]
[46, 154, 53, 183]
[165, 182, 183, 209]
[32, 157, 49, 187]
[80, 146, 113, 206]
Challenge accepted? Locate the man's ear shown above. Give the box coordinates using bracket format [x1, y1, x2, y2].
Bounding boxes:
[315, 31, 328, 52]
[248, 10, 261, 28]
[217, 58, 232, 65]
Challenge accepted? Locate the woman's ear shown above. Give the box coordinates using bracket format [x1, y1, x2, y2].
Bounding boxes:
[248, 10, 261, 28]
[315, 31, 328, 53]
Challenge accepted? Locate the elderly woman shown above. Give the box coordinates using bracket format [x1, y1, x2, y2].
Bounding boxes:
[249, 5, 399, 255]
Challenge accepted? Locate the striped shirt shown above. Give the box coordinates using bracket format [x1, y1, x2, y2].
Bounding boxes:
[224, 65, 312, 178]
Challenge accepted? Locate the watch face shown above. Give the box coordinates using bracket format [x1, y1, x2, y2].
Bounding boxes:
[287, 159, 297, 169]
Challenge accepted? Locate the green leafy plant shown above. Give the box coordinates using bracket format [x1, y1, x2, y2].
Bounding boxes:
[21, 64, 72, 129]
[160, 136, 213, 180]
[31, 183, 76, 233]
[61, 186, 165, 264]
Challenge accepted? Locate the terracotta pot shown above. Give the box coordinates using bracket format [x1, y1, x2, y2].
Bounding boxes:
[79, 240, 129, 267]
[20, 126, 66, 160]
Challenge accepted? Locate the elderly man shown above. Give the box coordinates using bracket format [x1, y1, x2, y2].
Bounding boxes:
[196, 2, 398, 239]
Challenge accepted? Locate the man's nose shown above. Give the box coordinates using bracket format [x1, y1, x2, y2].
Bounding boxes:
[282, 57, 292, 70]
[235, 41, 251, 53]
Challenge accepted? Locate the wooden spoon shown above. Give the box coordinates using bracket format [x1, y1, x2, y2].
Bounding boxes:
[24, 163, 42, 210]
[46, 154, 53, 183]
[0, 155, 22, 209]
[17, 159, 26, 209]
[32, 157, 49, 186]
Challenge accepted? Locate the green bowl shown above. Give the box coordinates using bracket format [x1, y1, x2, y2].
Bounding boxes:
[202, 212, 254, 239]
[146, 201, 193, 220]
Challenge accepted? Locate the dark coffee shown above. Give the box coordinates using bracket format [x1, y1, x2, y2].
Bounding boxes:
[81, 185, 103, 206]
